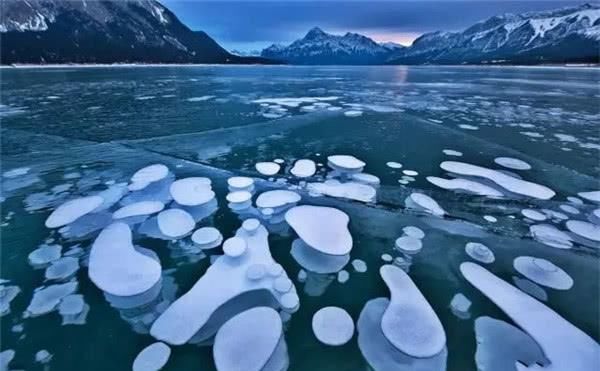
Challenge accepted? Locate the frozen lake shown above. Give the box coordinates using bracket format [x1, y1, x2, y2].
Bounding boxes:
[1, 65, 599, 370]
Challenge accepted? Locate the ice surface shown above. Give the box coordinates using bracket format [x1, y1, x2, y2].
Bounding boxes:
[45, 196, 104, 228]
[89, 223, 162, 297]
[426, 176, 504, 197]
[132, 342, 171, 371]
[380, 265, 446, 358]
[255, 162, 281, 176]
[291, 159, 317, 178]
[285, 205, 352, 256]
[150, 222, 298, 345]
[405, 192, 445, 217]
[565, 220, 600, 242]
[308, 180, 376, 203]
[113, 201, 165, 219]
[312, 306, 355, 346]
[157, 209, 195, 238]
[25, 281, 78, 317]
[440, 161, 555, 200]
[214, 307, 285, 371]
[170, 177, 214, 206]
[513, 256, 573, 290]
[465, 242, 495, 264]
[494, 157, 532, 170]
[461, 262, 599, 371]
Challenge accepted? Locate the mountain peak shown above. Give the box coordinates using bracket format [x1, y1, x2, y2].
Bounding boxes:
[305, 27, 328, 39]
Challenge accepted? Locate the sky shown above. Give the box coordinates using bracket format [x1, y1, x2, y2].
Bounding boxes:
[160, 0, 585, 52]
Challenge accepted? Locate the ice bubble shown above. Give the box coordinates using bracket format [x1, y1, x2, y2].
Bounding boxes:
[223, 237, 247, 258]
[405, 192, 445, 217]
[403, 226, 425, 239]
[312, 307, 354, 346]
[351, 173, 380, 185]
[157, 209, 195, 238]
[449, 293, 471, 319]
[227, 190, 252, 204]
[132, 342, 171, 371]
[442, 149, 462, 157]
[58, 294, 84, 316]
[559, 204, 579, 215]
[513, 256, 573, 290]
[494, 157, 532, 170]
[3, 167, 30, 178]
[285, 205, 352, 256]
[357, 298, 448, 371]
[352, 259, 367, 273]
[297, 269, 307, 282]
[440, 161, 555, 200]
[255, 162, 281, 176]
[170, 177, 214, 206]
[395, 236, 423, 253]
[578, 190, 600, 203]
[565, 220, 600, 242]
[45, 257, 79, 281]
[465, 242, 495, 264]
[191, 227, 223, 249]
[89, 223, 161, 297]
[45, 196, 104, 228]
[403, 170, 418, 176]
[344, 110, 363, 117]
[337, 270, 350, 283]
[426, 176, 505, 197]
[0, 285, 21, 316]
[273, 277, 293, 294]
[227, 176, 254, 191]
[246, 264, 267, 281]
[386, 161, 403, 169]
[35, 349, 52, 364]
[129, 164, 169, 191]
[256, 190, 300, 210]
[475, 316, 548, 371]
[521, 209, 547, 221]
[274, 159, 285, 164]
[461, 262, 598, 371]
[380, 265, 446, 358]
[113, 201, 164, 219]
[291, 239, 350, 274]
[214, 307, 285, 371]
[94, 183, 129, 212]
[26, 281, 78, 317]
[381, 254, 393, 262]
[590, 208, 600, 225]
[459, 124, 478, 130]
[483, 215, 497, 223]
[151, 222, 298, 345]
[327, 155, 366, 172]
[28, 244, 62, 266]
[0, 349, 15, 370]
[291, 159, 317, 178]
[242, 218, 261, 234]
[529, 224, 572, 249]
[541, 209, 568, 221]
[307, 180, 376, 203]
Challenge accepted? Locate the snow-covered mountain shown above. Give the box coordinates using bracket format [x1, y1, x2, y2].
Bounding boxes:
[0, 0, 267, 64]
[389, 3, 600, 64]
[261, 27, 396, 65]
[380, 42, 406, 51]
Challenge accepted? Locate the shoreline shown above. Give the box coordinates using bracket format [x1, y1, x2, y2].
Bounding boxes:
[1, 63, 598, 69]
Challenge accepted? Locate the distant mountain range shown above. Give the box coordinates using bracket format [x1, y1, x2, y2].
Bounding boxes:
[263, 3, 600, 65]
[261, 27, 404, 65]
[0, 0, 269, 64]
[1, 1, 597, 65]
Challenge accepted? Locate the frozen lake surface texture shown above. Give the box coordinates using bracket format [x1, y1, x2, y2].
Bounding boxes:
[1, 65, 599, 371]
